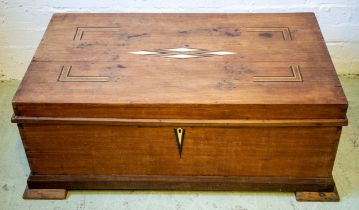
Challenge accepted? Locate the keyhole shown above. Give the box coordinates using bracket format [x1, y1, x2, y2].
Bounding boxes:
[174, 128, 185, 158]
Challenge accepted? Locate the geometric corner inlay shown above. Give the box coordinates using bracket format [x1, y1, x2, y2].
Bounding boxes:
[57, 65, 110, 82]
[73, 27, 122, 41]
[253, 65, 303, 82]
[246, 27, 292, 41]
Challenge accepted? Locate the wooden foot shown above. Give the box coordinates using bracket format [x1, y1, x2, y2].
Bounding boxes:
[295, 187, 339, 202]
[23, 186, 68, 200]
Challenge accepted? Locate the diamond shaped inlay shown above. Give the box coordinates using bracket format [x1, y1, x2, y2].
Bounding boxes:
[207, 51, 236, 55]
[129, 46, 236, 59]
[167, 48, 198, 52]
[129, 51, 158, 55]
[165, 54, 199, 59]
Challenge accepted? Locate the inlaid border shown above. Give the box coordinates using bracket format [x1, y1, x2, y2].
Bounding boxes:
[253, 65, 303, 82]
[73, 27, 122, 41]
[58, 65, 110, 82]
[246, 27, 292, 41]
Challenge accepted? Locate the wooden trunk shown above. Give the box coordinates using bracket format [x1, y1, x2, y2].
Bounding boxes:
[12, 13, 348, 201]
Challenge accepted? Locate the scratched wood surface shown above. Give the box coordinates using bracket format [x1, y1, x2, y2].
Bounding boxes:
[11, 13, 348, 200]
[12, 13, 347, 119]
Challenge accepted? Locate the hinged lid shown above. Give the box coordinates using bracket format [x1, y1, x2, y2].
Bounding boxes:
[12, 13, 347, 120]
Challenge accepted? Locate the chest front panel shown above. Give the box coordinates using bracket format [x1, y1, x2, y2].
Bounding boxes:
[21, 124, 340, 177]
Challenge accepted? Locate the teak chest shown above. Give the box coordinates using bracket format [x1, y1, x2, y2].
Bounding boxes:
[12, 13, 348, 201]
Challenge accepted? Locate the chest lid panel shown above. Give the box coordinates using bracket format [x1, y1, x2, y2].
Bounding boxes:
[12, 13, 347, 119]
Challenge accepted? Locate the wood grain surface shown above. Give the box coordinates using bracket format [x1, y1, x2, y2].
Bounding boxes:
[19, 123, 341, 177]
[23, 186, 67, 200]
[296, 187, 340, 202]
[27, 174, 335, 192]
[12, 13, 347, 119]
[11, 115, 348, 126]
[11, 14, 348, 199]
